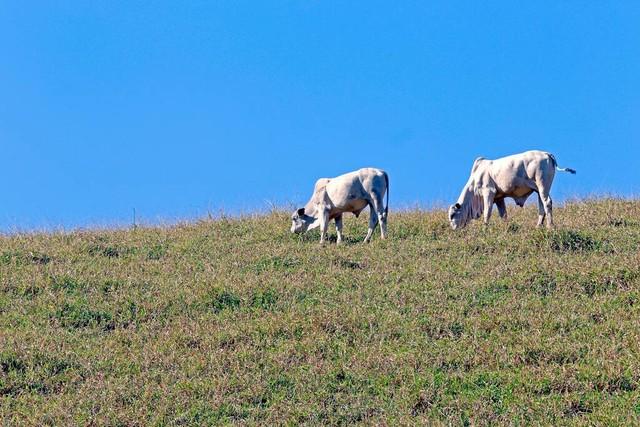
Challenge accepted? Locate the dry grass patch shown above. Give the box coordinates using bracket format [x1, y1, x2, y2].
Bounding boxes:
[1, 199, 640, 425]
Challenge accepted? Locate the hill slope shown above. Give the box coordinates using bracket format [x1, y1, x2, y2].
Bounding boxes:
[2, 199, 640, 425]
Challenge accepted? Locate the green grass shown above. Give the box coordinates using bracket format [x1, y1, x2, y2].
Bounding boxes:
[1, 199, 640, 425]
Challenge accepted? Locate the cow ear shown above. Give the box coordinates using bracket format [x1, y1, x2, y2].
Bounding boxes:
[297, 208, 305, 216]
[454, 203, 461, 210]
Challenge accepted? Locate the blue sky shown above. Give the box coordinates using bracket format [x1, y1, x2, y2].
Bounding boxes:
[1, 1, 639, 230]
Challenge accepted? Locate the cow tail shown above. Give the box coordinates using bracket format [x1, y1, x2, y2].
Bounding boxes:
[549, 153, 577, 175]
[383, 171, 390, 218]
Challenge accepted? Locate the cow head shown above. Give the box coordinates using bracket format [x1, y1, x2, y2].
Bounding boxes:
[291, 207, 313, 233]
[448, 203, 465, 230]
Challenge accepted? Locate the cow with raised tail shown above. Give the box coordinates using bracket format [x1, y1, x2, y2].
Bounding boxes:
[291, 168, 389, 244]
[448, 150, 576, 229]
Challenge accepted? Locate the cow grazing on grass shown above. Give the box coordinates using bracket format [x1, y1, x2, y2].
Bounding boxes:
[291, 168, 389, 244]
[448, 150, 576, 230]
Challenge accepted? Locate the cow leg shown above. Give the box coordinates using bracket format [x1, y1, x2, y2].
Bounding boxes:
[335, 215, 344, 244]
[495, 199, 508, 221]
[536, 194, 546, 227]
[364, 207, 378, 243]
[371, 192, 387, 240]
[534, 176, 555, 228]
[319, 211, 330, 244]
[533, 171, 556, 228]
[482, 190, 495, 225]
[379, 211, 388, 240]
[541, 193, 554, 228]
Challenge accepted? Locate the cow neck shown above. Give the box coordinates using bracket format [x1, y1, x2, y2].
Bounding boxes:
[457, 180, 483, 226]
[303, 200, 319, 219]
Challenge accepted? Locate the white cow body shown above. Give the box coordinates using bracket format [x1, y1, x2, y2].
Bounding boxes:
[448, 150, 575, 229]
[291, 168, 389, 243]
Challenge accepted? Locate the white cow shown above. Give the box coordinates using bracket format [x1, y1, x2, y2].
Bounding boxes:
[291, 168, 389, 244]
[448, 150, 575, 229]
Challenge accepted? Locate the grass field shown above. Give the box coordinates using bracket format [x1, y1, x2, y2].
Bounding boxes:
[1, 199, 640, 425]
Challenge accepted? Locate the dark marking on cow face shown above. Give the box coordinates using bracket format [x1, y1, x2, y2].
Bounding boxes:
[291, 208, 313, 234]
[448, 203, 464, 230]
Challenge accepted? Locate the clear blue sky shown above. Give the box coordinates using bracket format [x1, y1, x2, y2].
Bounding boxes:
[1, 1, 639, 230]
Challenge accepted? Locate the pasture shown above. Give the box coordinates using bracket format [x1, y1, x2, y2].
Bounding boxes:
[1, 199, 640, 425]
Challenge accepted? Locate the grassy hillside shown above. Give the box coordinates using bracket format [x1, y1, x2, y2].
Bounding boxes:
[1, 199, 640, 425]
